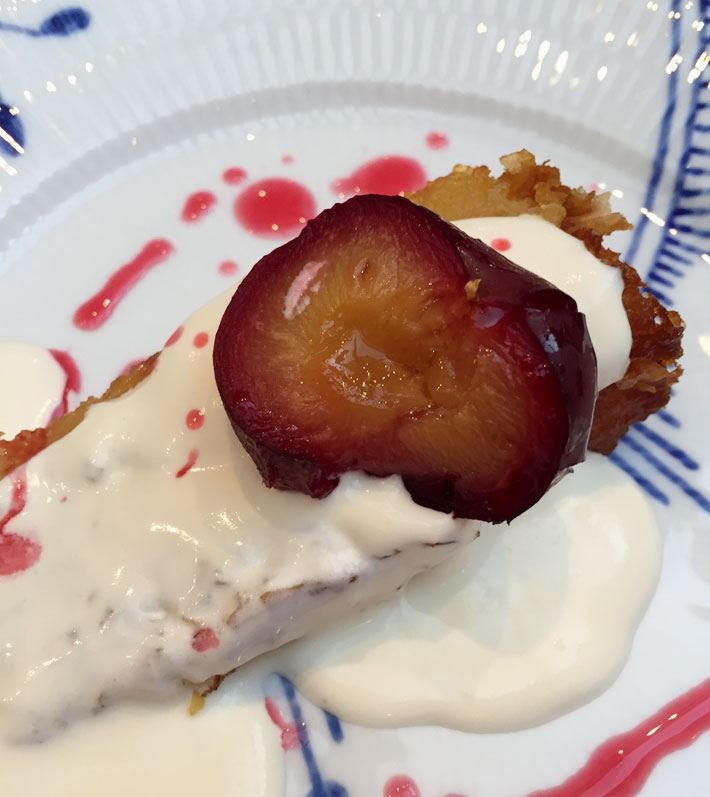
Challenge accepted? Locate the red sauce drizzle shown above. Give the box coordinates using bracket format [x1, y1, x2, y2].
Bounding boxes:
[186, 409, 205, 431]
[264, 697, 301, 750]
[491, 237, 511, 252]
[234, 178, 316, 237]
[191, 627, 219, 652]
[193, 331, 209, 349]
[181, 191, 217, 223]
[73, 239, 175, 331]
[175, 448, 199, 479]
[528, 679, 710, 797]
[0, 472, 41, 576]
[49, 349, 81, 421]
[218, 260, 238, 277]
[223, 167, 247, 185]
[426, 131, 449, 150]
[165, 325, 184, 347]
[332, 155, 427, 198]
[281, 154, 294, 165]
[384, 775, 420, 797]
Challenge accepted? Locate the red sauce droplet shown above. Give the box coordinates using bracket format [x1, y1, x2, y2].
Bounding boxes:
[218, 260, 238, 277]
[426, 131, 449, 150]
[60, 496, 68, 504]
[181, 191, 217, 223]
[186, 409, 205, 430]
[49, 349, 82, 421]
[332, 156, 427, 198]
[223, 167, 247, 185]
[234, 178, 316, 237]
[384, 775, 420, 797]
[0, 473, 41, 577]
[191, 627, 220, 652]
[264, 697, 301, 750]
[491, 237, 511, 252]
[165, 325, 184, 347]
[193, 331, 209, 349]
[175, 448, 199, 479]
[528, 679, 710, 797]
[281, 154, 294, 165]
[73, 239, 175, 331]
[120, 357, 148, 376]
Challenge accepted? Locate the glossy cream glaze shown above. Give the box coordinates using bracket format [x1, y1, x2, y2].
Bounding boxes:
[1, 216, 638, 761]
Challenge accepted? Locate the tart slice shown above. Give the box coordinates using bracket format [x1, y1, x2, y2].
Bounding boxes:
[0, 151, 683, 742]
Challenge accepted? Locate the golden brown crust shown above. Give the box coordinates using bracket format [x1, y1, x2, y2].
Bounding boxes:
[408, 150, 684, 453]
[0, 151, 684, 479]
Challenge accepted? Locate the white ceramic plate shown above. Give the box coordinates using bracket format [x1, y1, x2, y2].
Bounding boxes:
[1, 1, 708, 795]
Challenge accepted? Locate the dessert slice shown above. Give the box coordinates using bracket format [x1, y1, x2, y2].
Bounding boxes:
[0, 151, 682, 742]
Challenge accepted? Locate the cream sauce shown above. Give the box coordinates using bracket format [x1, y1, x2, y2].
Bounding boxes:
[0, 289, 472, 744]
[285, 454, 661, 731]
[0, 342, 65, 437]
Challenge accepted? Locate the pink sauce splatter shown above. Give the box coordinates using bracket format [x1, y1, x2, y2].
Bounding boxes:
[528, 679, 710, 797]
[281, 154, 294, 165]
[223, 167, 247, 185]
[332, 155, 427, 197]
[193, 331, 209, 349]
[175, 448, 199, 479]
[384, 775, 421, 797]
[234, 178, 316, 237]
[186, 409, 205, 431]
[165, 325, 184, 347]
[120, 357, 148, 377]
[426, 131, 449, 150]
[73, 239, 175, 331]
[490, 237, 511, 252]
[191, 627, 220, 652]
[49, 349, 81, 421]
[0, 472, 41, 577]
[181, 191, 217, 223]
[218, 260, 238, 277]
[264, 697, 301, 750]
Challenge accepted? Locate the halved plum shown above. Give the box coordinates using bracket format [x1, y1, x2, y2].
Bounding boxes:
[214, 195, 596, 522]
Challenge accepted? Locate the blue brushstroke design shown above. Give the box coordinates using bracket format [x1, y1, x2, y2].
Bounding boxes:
[646, 271, 675, 288]
[609, 451, 670, 505]
[657, 409, 681, 428]
[0, 98, 24, 157]
[624, 0, 682, 266]
[279, 676, 348, 797]
[324, 710, 344, 743]
[620, 435, 710, 513]
[658, 247, 693, 265]
[633, 424, 700, 470]
[645, 17, 710, 304]
[0, 6, 90, 37]
[653, 261, 684, 277]
[0, 7, 91, 158]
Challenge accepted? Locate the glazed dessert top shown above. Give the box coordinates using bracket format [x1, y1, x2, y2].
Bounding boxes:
[0, 214, 630, 743]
